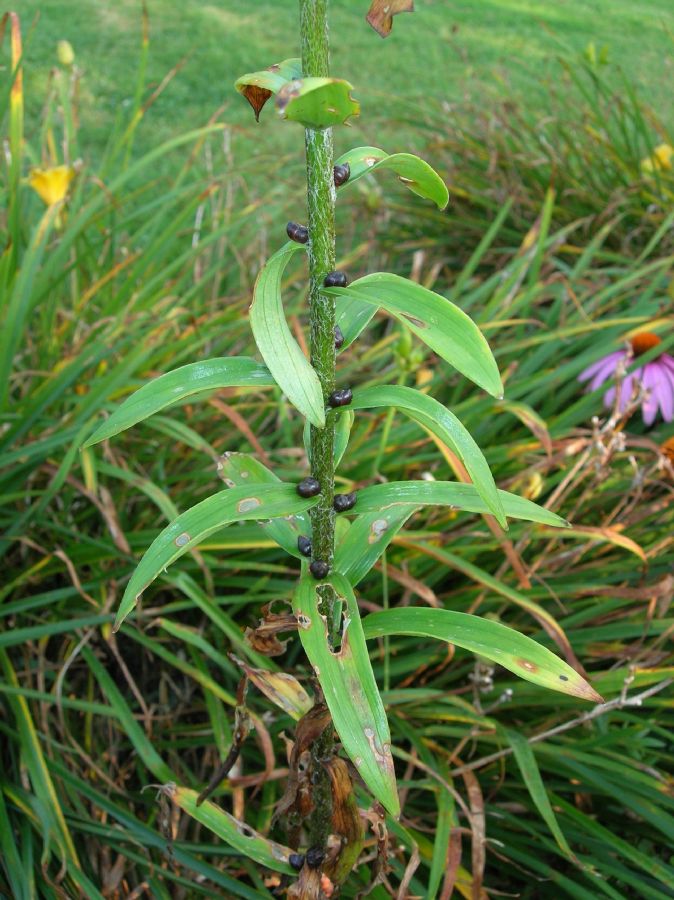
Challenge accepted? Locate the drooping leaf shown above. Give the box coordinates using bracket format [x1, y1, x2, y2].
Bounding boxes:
[334, 505, 415, 585]
[354, 480, 569, 528]
[116, 485, 319, 630]
[217, 451, 310, 557]
[276, 77, 360, 129]
[249, 242, 325, 427]
[350, 385, 506, 526]
[293, 573, 399, 815]
[83, 358, 274, 447]
[334, 145, 448, 208]
[234, 58, 302, 121]
[234, 657, 314, 720]
[361, 608, 603, 701]
[505, 729, 576, 858]
[164, 784, 295, 875]
[327, 274, 503, 396]
[366, 0, 414, 37]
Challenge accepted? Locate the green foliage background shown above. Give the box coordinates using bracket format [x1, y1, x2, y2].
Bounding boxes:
[2, 2, 674, 897]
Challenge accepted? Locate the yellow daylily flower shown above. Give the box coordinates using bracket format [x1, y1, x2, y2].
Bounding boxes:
[28, 165, 76, 206]
[641, 143, 673, 174]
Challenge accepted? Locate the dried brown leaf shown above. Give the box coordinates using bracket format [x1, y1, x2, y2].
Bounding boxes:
[366, 0, 414, 38]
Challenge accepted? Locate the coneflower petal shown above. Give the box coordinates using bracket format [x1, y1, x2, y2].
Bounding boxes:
[578, 351, 625, 383]
[654, 363, 674, 421]
[641, 364, 659, 425]
[587, 357, 622, 391]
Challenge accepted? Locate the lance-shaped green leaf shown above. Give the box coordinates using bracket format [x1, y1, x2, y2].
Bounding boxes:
[83, 358, 275, 447]
[335, 146, 448, 208]
[234, 57, 302, 121]
[276, 77, 360, 129]
[334, 506, 415, 585]
[362, 608, 603, 701]
[350, 385, 506, 526]
[327, 274, 503, 397]
[355, 480, 569, 528]
[293, 573, 399, 816]
[249, 242, 325, 427]
[505, 729, 576, 858]
[116, 485, 319, 630]
[217, 451, 310, 557]
[164, 784, 295, 874]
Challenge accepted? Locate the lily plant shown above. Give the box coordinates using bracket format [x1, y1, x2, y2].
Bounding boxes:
[84, 0, 601, 892]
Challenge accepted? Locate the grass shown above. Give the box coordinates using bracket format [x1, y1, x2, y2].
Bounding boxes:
[20, 0, 674, 165]
[2, 4, 674, 898]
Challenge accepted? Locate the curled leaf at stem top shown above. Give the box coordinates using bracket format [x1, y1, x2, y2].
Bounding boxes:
[234, 58, 302, 121]
[366, 0, 414, 38]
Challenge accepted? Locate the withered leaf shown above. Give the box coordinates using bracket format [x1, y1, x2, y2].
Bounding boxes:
[366, 0, 414, 38]
[240, 84, 273, 122]
[274, 703, 332, 825]
[324, 757, 364, 884]
[232, 655, 313, 720]
[245, 602, 298, 656]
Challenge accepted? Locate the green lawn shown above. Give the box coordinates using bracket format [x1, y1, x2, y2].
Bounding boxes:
[21, 0, 674, 167]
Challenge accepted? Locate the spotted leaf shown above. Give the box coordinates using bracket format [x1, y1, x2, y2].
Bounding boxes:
[362, 608, 603, 701]
[115, 485, 319, 630]
[293, 572, 399, 816]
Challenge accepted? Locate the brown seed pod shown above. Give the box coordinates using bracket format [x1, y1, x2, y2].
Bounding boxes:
[297, 535, 312, 557]
[333, 163, 350, 187]
[328, 388, 353, 408]
[323, 271, 348, 288]
[297, 477, 321, 498]
[286, 221, 309, 244]
[333, 492, 357, 513]
[309, 560, 329, 579]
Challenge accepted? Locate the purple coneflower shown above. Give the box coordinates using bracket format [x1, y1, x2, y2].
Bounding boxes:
[578, 332, 674, 425]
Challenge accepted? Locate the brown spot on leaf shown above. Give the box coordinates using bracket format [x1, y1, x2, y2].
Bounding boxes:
[366, 0, 415, 38]
[275, 79, 302, 116]
[516, 658, 539, 673]
[174, 532, 190, 547]
[240, 84, 272, 122]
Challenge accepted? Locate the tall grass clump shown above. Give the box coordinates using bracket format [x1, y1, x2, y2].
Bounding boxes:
[1, 7, 673, 899]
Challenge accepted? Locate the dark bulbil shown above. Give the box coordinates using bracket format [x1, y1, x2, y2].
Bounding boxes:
[334, 324, 344, 349]
[305, 845, 326, 869]
[297, 535, 312, 557]
[333, 162, 350, 186]
[297, 477, 321, 498]
[333, 492, 357, 513]
[328, 388, 352, 408]
[309, 560, 330, 579]
[288, 853, 305, 871]
[323, 271, 348, 288]
[286, 221, 309, 244]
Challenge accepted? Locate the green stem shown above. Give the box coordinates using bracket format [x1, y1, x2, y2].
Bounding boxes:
[301, 0, 336, 618]
[300, 0, 336, 851]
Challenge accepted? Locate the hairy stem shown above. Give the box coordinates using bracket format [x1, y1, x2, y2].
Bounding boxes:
[301, 0, 337, 590]
[300, 0, 336, 851]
